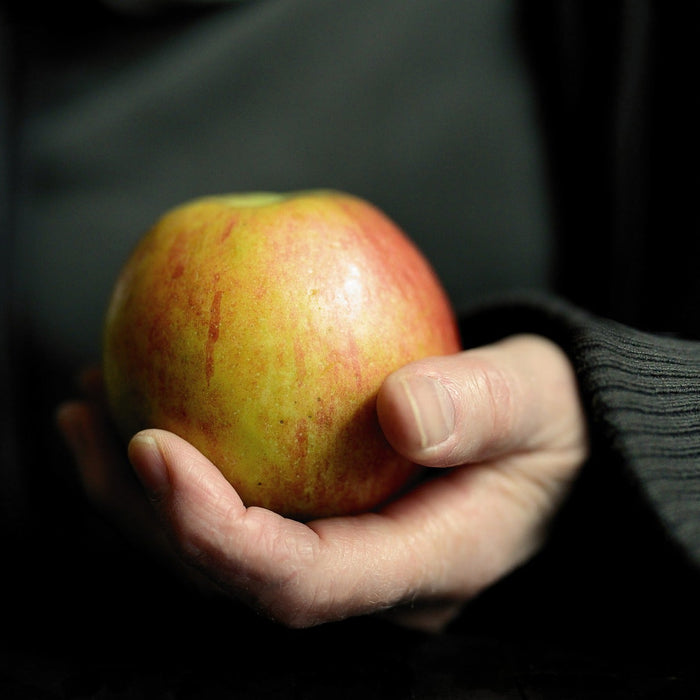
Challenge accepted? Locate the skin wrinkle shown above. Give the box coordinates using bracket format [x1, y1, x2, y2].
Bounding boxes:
[399, 515, 454, 603]
[388, 462, 547, 601]
[381, 475, 480, 601]
[170, 466, 237, 562]
[466, 355, 519, 458]
[181, 506, 320, 625]
[233, 512, 312, 578]
[308, 514, 419, 622]
[428, 471, 507, 596]
[485, 451, 563, 513]
[241, 511, 329, 627]
[472, 465, 549, 564]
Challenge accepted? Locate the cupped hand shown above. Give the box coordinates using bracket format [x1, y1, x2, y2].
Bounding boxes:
[57, 334, 588, 631]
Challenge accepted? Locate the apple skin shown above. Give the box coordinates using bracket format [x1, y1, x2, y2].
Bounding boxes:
[103, 190, 461, 519]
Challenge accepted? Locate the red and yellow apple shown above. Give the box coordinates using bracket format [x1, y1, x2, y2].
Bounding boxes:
[102, 190, 460, 519]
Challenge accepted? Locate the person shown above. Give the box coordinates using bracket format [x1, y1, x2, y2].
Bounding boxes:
[5, 0, 700, 665]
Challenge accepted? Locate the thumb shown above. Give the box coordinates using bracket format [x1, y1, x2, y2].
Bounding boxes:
[377, 334, 584, 468]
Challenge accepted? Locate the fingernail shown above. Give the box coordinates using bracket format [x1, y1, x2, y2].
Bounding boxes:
[400, 375, 455, 450]
[129, 432, 169, 494]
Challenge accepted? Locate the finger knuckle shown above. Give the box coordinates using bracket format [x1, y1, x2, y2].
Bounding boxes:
[469, 359, 516, 448]
[242, 519, 332, 628]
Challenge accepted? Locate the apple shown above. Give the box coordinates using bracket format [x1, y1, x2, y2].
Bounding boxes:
[103, 190, 461, 519]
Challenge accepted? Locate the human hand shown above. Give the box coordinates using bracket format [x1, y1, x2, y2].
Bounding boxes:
[57, 334, 588, 631]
